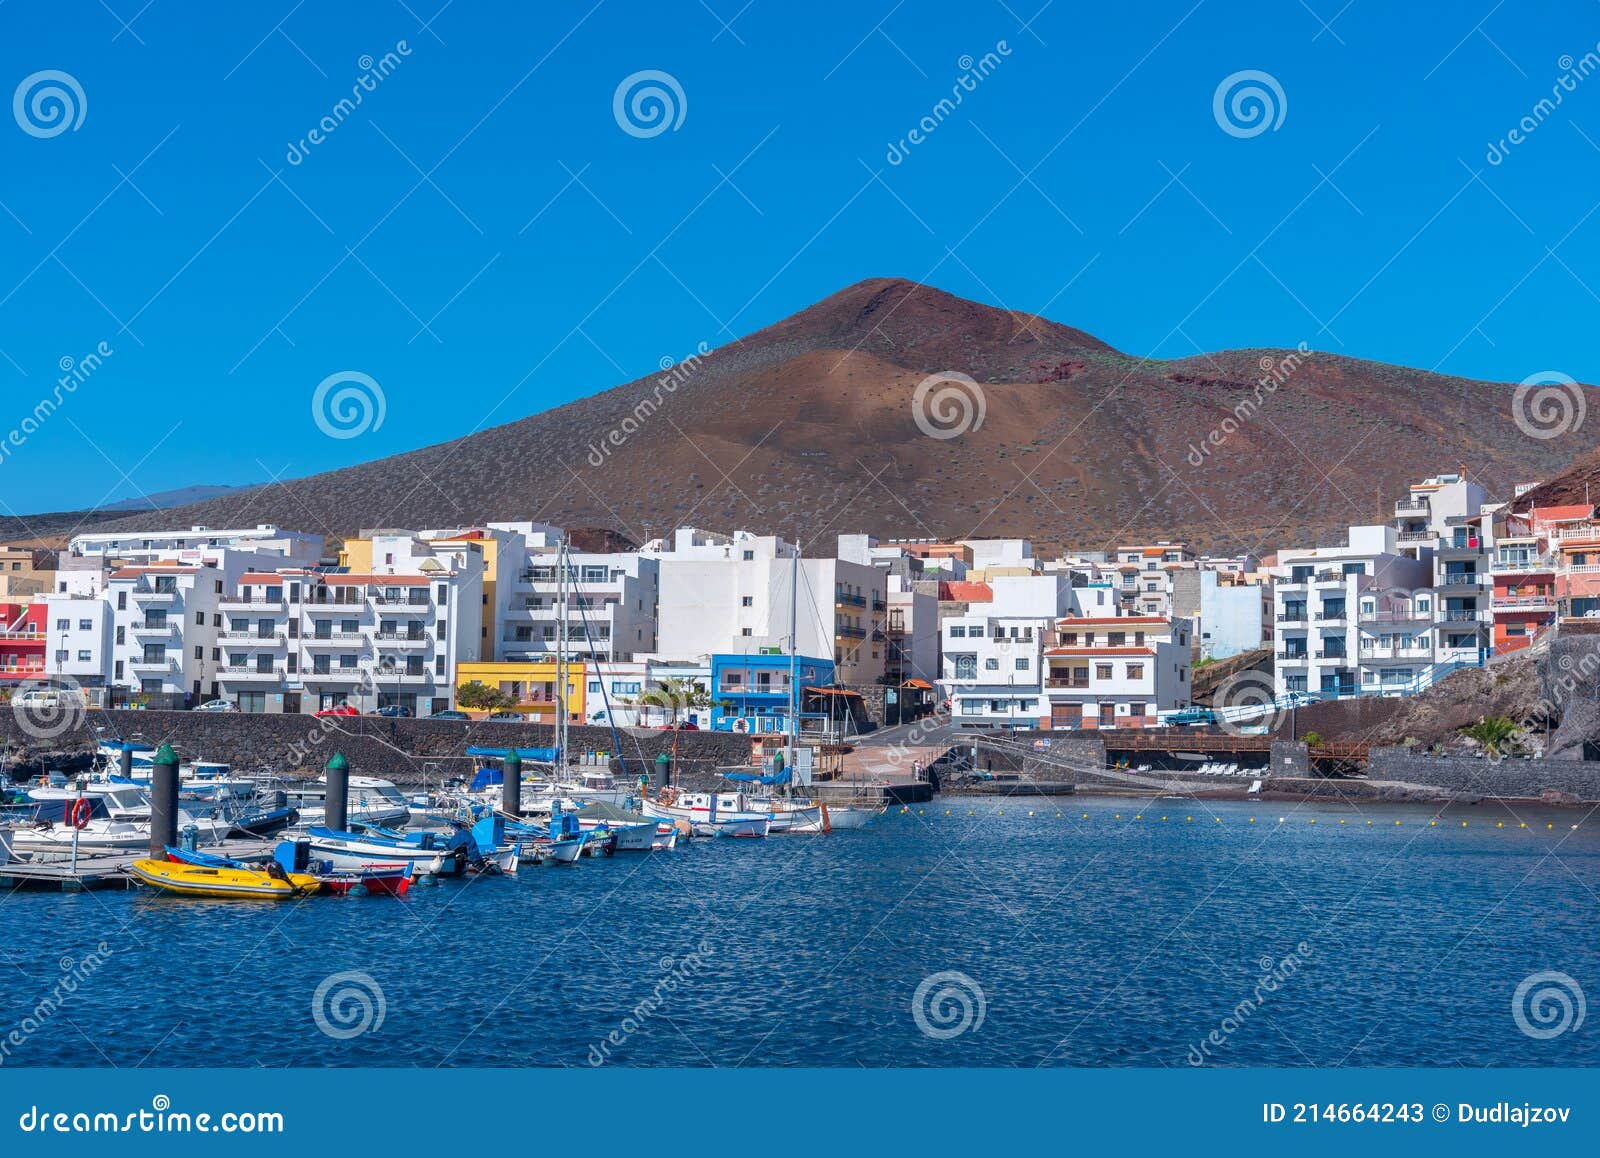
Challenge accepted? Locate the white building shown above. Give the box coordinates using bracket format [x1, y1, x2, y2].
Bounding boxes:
[644, 528, 887, 686]
[70, 524, 323, 568]
[938, 572, 1085, 729]
[496, 539, 658, 663]
[40, 593, 114, 691]
[1273, 525, 1430, 698]
[1043, 615, 1192, 729]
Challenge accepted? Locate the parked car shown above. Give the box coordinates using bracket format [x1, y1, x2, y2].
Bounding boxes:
[10, 687, 84, 710]
[192, 699, 238, 713]
[656, 721, 699, 730]
[314, 704, 360, 718]
[487, 710, 526, 721]
[373, 705, 412, 718]
[430, 710, 471, 721]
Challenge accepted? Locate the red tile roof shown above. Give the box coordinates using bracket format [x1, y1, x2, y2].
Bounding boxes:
[939, 581, 993, 602]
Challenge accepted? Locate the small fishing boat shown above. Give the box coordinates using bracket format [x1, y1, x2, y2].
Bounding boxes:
[574, 801, 659, 851]
[506, 811, 589, 864]
[641, 789, 774, 838]
[128, 857, 320, 899]
[304, 825, 470, 877]
[818, 802, 887, 830]
[166, 843, 411, 896]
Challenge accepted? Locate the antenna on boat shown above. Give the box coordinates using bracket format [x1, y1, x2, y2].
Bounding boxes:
[556, 535, 571, 775]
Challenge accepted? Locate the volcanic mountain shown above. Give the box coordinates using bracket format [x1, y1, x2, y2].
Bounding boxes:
[71, 278, 1589, 554]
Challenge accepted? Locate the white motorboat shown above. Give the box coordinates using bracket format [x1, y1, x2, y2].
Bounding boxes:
[302, 826, 468, 876]
[817, 802, 887, 830]
[574, 801, 660, 851]
[641, 789, 773, 838]
[285, 776, 412, 829]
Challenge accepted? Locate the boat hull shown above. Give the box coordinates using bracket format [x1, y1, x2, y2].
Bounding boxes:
[128, 858, 320, 899]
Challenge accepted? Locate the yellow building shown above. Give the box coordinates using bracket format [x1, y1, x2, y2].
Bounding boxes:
[343, 530, 502, 661]
[455, 660, 585, 722]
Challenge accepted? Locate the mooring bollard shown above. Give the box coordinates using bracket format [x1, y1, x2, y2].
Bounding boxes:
[325, 752, 350, 832]
[502, 748, 522, 818]
[148, 742, 180, 857]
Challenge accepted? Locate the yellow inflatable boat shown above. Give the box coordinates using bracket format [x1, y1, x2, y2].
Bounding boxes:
[127, 858, 321, 899]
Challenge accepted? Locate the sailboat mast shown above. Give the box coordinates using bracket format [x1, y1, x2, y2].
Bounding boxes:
[557, 536, 569, 771]
[787, 537, 799, 780]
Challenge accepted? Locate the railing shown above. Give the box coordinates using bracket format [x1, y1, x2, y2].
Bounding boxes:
[1360, 608, 1430, 622]
[219, 665, 283, 677]
[1314, 611, 1347, 623]
[1492, 594, 1556, 608]
[220, 596, 285, 608]
[132, 587, 178, 600]
[1359, 645, 1431, 659]
[836, 625, 867, 639]
[835, 593, 867, 608]
[1394, 499, 1429, 514]
[1045, 678, 1089, 689]
[1314, 649, 1348, 660]
[1490, 559, 1552, 572]
[1442, 610, 1487, 622]
[1276, 651, 1309, 661]
[1276, 611, 1308, 623]
[375, 632, 430, 643]
[219, 630, 283, 641]
[1436, 573, 1486, 588]
[307, 632, 364, 643]
[1396, 531, 1434, 543]
[130, 622, 173, 633]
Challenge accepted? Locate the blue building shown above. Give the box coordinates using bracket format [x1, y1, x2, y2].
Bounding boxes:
[709, 653, 836, 734]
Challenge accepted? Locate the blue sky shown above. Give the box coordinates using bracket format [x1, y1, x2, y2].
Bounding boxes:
[1, 0, 1598, 514]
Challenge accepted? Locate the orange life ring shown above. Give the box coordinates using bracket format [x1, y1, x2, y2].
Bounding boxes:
[68, 798, 93, 830]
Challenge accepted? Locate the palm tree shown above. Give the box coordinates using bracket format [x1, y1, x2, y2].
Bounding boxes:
[639, 678, 711, 727]
[1460, 715, 1520, 758]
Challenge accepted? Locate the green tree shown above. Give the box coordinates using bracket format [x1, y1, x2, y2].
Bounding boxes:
[1460, 715, 1520, 758]
[456, 680, 515, 711]
[1302, 730, 1323, 747]
[639, 678, 711, 725]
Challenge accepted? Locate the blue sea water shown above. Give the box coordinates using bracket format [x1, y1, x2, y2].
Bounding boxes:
[1, 796, 1596, 1068]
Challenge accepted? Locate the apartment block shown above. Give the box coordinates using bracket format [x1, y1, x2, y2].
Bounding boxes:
[1043, 615, 1192, 729]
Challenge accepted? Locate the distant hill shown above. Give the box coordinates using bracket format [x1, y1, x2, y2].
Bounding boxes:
[67, 278, 1592, 553]
[96, 484, 259, 512]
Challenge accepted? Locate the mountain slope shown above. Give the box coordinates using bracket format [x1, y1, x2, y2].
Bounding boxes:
[92, 278, 1585, 553]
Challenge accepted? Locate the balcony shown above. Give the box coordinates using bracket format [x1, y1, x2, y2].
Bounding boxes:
[219, 596, 286, 611]
[218, 665, 285, 680]
[0, 663, 48, 678]
[1394, 498, 1429, 515]
[219, 630, 284, 643]
[132, 588, 178, 603]
[370, 600, 431, 614]
[1045, 678, 1090, 689]
[1436, 573, 1486, 591]
[374, 633, 431, 647]
[305, 667, 366, 682]
[129, 656, 175, 670]
[1492, 593, 1555, 610]
[1314, 649, 1348, 660]
[1437, 539, 1484, 556]
[1276, 651, 1309, 663]
[1314, 611, 1347, 624]
[306, 632, 365, 646]
[1359, 645, 1431, 660]
[1491, 559, 1553, 574]
[836, 625, 867, 640]
[1396, 531, 1434, 543]
[1441, 610, 1487, 623]
[1360, 607, 1430, 623]
[835, 593, 868, 608]
[1276, 610, 1308, 624]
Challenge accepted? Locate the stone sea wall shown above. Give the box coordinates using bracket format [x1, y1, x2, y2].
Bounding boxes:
[0, 709, 754, 785]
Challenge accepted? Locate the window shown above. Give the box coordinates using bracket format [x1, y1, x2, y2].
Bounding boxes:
[742, 550, 754, 560]
[195, 612, 204, 625]
[53, 649, 67, 664]
[339, 655, 357, 669]
[55, 618, 68, 631]
[1126, 663, 1144, 680]
[194, 646, 203, 659]
[77, 649, 91, 662]
[741, 596, 753, 606]
[953, 655, 977, 679]
[78, 619, 92, 631]
[949, 625, 966, 638]
[960, 698, 985, 714]
[741, 627, 753, 636]
[1015, 658, 1028, 671]
[588, 681, 601, 694]
[1109, 632, 1125, 646]
[1096, 663, 1113, 680]
[985, 657, 999, 670]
